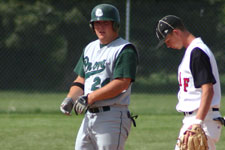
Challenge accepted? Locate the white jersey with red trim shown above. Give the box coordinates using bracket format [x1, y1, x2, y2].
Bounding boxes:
[176, 38, 221, 112]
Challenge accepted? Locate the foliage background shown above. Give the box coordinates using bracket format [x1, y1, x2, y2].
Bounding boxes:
[0, 0, 224, 93]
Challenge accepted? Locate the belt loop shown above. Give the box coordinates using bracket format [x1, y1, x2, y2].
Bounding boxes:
[99, 107, 103, 112]
[183, 111, 194, 116]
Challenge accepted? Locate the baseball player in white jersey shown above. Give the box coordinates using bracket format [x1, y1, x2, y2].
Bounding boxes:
[156, 15, 224, 150]
[60, 4, 138, 150]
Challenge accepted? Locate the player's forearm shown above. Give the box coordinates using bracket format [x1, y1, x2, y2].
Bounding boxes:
[196, 83, 214, 121]
[87, 78, 131, 105]
[67, 76, 85, 100]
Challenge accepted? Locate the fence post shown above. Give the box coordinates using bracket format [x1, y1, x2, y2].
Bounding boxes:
[125, 0, 130, 41]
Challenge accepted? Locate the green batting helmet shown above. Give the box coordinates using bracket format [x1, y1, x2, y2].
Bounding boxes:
[89, 4, 120, 32]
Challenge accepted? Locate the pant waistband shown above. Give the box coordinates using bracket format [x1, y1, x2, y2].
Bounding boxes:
[88, 106, 110, 113]
[183, 108, 219, 116]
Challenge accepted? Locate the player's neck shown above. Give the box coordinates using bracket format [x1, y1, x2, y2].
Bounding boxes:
[183, 32, 195, 48]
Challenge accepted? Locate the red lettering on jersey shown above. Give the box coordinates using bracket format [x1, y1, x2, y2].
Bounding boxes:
[183, 78, 189, 92]
[179, 72, 189, 92]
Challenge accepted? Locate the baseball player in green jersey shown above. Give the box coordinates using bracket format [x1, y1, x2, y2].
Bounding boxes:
[60, 4, 138, 150]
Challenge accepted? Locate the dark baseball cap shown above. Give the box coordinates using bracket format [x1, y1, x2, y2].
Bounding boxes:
[155, 15, 184, 48]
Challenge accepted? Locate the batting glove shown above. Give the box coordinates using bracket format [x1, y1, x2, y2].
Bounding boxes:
[60, 97, 74, 115]
[74, 95, 89, 114]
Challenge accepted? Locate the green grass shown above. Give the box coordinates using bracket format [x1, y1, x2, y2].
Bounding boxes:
[0, 91, 224, 150]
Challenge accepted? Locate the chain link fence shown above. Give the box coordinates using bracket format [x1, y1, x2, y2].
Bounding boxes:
[0, 0, 224, 94]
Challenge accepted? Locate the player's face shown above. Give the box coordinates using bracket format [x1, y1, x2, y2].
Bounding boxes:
[165, 30, 183, 50]
[94, 21, 118, 44]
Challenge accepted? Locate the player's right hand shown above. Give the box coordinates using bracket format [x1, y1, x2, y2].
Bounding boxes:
[74, 95, 89, 114]
[60, 97, 74, 116]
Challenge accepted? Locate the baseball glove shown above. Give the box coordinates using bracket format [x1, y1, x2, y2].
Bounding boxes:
[177, 125, 208, 150]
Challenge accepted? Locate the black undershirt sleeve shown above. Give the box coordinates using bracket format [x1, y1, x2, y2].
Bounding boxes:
[190, 48, 216, 88]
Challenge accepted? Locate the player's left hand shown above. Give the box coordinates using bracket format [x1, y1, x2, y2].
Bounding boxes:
[177, 124, 208, 150]
[74, 95, 89, 114]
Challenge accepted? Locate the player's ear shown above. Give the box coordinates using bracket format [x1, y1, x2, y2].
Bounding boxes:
[173, 29, 181, 36]
[170, 29, 180, 39]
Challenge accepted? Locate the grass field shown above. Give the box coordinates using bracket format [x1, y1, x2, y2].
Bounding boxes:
[0, 91, 224, 150]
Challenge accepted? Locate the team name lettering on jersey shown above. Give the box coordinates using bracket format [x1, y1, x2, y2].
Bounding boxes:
[179, 72, 189, 92]
[84, 56, 106, 79]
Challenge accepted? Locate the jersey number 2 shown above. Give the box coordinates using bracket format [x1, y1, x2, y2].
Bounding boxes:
[91, 77, 110, 91]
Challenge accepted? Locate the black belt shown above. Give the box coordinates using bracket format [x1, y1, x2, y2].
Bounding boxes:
[88, 106, 110, 113]
[183, 108, 219, 116]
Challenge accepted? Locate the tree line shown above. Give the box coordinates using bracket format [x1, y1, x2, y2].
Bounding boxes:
[0, 0, 224, 92]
